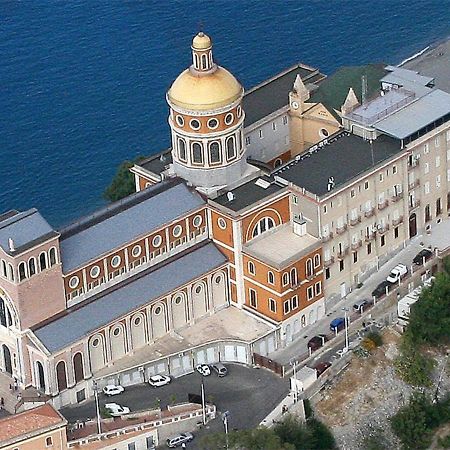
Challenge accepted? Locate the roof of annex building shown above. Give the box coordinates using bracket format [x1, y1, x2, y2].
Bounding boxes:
[243, 224, 320, 270]
[0, 208, 57, 256]
[274, 131, 401, 197]
[0, 404, 66, 445]
[59, 178, 204, 273]
[243, 63, 325, 127]
[309, 63, 387, 119]
[213, 175, 286, 213]
[381, 65, 435, 87]
[137, 148, 173, 178]
[33, 241, 226, 353]
[373, 88, 450, 139]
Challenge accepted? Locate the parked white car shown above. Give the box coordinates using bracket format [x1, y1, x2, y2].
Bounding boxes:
[102, 385, 125, 396]
[386, 263, 408, 283]
[166, 432, 194, 448]
[195, 364, 211, 376]
[105, 402, 130, 417]
[148, 374, 171, 388]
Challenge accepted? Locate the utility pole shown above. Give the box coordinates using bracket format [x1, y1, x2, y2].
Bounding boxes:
[92, 380, 102, 435]
[342, 307, 349, 352]
[201, 380, 206, 425]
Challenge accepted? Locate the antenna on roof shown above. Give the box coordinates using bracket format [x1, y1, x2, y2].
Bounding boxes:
[227, 192, 235, 202]
[362, 75, 368, 106]
[327, 176, 335, 192]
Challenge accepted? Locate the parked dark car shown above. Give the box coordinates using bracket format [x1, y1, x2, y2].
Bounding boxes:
[307, 335, 328, 352]
[371, 280, 391, 299]
[353, 299, 370, 313]
[413, 248, 433, 266]
[330, 317, 346, 332]
[314, 362, 332, 376]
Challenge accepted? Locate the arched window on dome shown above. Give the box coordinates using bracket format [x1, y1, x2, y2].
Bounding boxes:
[226, 137, 236, 161]
[192, 142, 203, 164]
[239, 131, 244, 153]
[201, 54, 207, 70]
[209, 141, 221, 164]
[193, 53, 199, 69]
[178, 138, 187, 162]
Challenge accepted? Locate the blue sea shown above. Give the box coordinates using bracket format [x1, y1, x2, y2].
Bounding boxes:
[1, 1, 449, 226]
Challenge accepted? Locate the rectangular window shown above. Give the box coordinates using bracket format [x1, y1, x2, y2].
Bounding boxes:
[380, 235, 385, 247]
[424, 143, 429, 154]
[259, 129, 263, 139]
[269, 298, 276, 313]
[323, 205, 327, 214]
[367, 242, 372, 255]
[447, 130, 450, 141]
[392, 165, 397, 174]
[424, 162, 429, 174]
[283, 300, 290, 314]
[424, 182, 430, 195]
[291, 295, 298, 309]
[325, 267, 330, 279]
[350, 189, 355, 198]
[394, 226, 399, 239]
[314, 282, 322, 296]
[447, 149, 450, 161]
[435, 136, 440, 147]
[353, 251, 358, 263]
[339, 260, 344, 272]
[364, 181, 369, 190]
[249, 288, 257, 308]
[282, 115, 288, 125]
[436, 156, 440, 167]
[293, 195, 298, 204]
[436, 175, 441, 188]
[245, 136, 251, 145]
[272, 122, 277, 131]
[128, 443, 136, 450]
[307, 286, 314, 300]
[379, 173, 384, 182]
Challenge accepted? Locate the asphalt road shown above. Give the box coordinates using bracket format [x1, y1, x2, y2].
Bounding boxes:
[60, 364, 289, 447]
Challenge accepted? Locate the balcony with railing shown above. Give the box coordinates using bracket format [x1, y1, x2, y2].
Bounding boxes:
[322, 232, 334, 242]
[364, 231, 376, 242]
[391, 192, 404, 203]
[351, 239, 362, 250]
[324, 256, 335, 267]
[364, 207, 375, 218]
[349, 215, 361, 226]
[377, 199, 389, 211]
[408, 159, 420, 171]
[336, 223, 348, 235]
[377, 223, 390, 235]
[392, 216, 404, 226]
[408, 179, 420, 190]
[409, 199, 421, 211]
[337, 247, 349, 259]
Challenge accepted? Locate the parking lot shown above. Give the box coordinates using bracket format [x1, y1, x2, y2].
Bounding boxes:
[60, 364, 288, 447]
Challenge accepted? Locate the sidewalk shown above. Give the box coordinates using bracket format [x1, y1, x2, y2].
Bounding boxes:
[270, 220, 450, 366]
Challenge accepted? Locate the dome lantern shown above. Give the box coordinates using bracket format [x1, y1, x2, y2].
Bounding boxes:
[191, 32, 213, 72]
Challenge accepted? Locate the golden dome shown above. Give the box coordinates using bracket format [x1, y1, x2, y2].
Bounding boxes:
[168, 66, 243, 111]
[192, 32, 211, 50]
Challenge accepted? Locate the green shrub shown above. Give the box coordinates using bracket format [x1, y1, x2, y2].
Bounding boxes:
[366, 331, 383, 347]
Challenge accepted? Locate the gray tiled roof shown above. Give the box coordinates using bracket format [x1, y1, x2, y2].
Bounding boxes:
[33, 242, 227, 353]
[275, 132, 401, 196]
[0, 209, 56, 255]
[59, 180, 205, 273]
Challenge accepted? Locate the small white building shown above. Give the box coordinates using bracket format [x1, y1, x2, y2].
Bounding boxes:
[290, 366, 317, 393]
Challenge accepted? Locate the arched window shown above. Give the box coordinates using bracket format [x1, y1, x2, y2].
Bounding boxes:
[18, 262, 27, 282]
[209, 141, 221, 164]
[46, 437, 53, 447]
[268, 271, 275, 285]
[1, 261, 6, 278]
[314, 254, 321, 268]
[178, 138, 187, 161]
[226, 137, 236, 160]
[8, 264, 14, 282]
[201, 54, 207, 69]
[194, 53, 199, 69]
[73, 353, 84, 383]
[192, 142, 203, 164]
[28, 258, 36, 276]
[306, 259, 313, 277]
[252, 217, 276, 238]
[282, 273, 289, 286]
[49, 247, 57, 266]
[290, 267, 298, 286]
[56, 361, 68, 391]
[0, 298, 7, 327]
[39, 252, 47, 271]
[248, 261, 255, 275]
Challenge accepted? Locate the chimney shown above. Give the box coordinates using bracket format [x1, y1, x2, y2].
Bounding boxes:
[293, 216, 307, 236]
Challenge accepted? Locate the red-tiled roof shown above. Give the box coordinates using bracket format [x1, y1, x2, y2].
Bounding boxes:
[0, 404, 66, 444]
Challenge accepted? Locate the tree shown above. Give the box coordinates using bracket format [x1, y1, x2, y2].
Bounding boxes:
[404, 271, 450, 347]
[103, 156, 146, 202]
[390, 392, 441, 450]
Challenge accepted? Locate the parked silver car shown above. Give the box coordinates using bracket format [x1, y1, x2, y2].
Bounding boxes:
[166, 432, 194, 448]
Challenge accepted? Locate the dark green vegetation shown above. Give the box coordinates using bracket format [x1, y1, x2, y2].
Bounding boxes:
[198, 413, 336, 450]
[390, 392, 450, 450]
[103, 156, 146, 202]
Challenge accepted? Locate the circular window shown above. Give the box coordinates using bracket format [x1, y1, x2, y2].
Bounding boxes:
[320, 128, 329, 138]
[133, 316, 141, 326]
[225, 113, 234, 125]
[112, 327, 121, 337]
[154, 306, 162, 315]
[92, 338, 100, 347]
[152, 235, 162, 247]
[193, 215, 203, 228]
[237, 106, 242, 118]
[176, 115, 184, 127]
[195, 285, 203, 294]
[207, 118, 219, 129]
[172, 225, 183, 237]
[132, 245, 142, 258]
[69, 276, 79, 289]
[174, 295, 183, 305]
[215, 275, 222, 284]
[190, 119, 201, 130]
[218, 218, 227, 230]
[90, 266, 100, 278]
[111, 255, 121, 268]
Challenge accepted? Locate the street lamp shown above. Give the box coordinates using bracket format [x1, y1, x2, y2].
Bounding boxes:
[342, 307, 349, 352]
[222, 411, 230, 450]
[92, 380, 102, 435]
[201, 379, 206, 425]
[290, 359, 298, 403]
